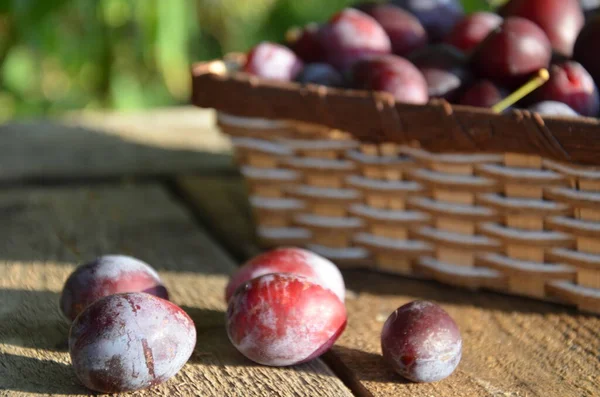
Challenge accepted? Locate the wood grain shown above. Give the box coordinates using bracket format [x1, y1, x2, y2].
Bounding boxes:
[0, 184, 353, 397]
[0, 107, 233, 182]
[177, 175, 600, 397]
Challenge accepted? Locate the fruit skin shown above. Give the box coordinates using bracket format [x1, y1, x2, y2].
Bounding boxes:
[581, 0, 600, 21]
[444, 12, 503, 53]
[574, 15, 600, 87]
[69, 292, 196, 393]
[355, 3, 428, 57]
[472, 17, 552, 87]
[225, 247, 346, 303]
[391, 0, 464, 42]
[458, 80, 507, 108]
[409, 44, 471, 102]
[296, 63, 345, 87]
[500, 0, 584, 58]
[319, 8, 392, 71]
[226, 273, 347, 366]
[243, 42, 304, 81]
[533, 61, 599, 117]
[528, 101, 580, 116]
[352, 54, 429, 104]
[60, 255, 168, 321]
[381, 300, 462, 383]
[287, 23, 326, 63]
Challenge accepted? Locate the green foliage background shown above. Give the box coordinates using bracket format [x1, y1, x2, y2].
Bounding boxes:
[0, 0, 489, 121]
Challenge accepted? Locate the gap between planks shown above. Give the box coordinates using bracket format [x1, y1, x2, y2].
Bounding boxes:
[175, 175, 600, 397]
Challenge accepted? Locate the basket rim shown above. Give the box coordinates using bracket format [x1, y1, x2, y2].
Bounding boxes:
[191, 55, 600, 166]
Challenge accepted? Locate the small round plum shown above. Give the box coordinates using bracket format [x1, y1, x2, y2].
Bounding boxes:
[296, 63, 345, 87]
[352, 54, 429, 104]
[319, 8, 392, 71]
[581, 0, 600, 21]
[225, 247, 345, 303]
[528, 101, 580, 116]
[500, 0, 584, 58]
[287, 23, 326, 63]
[409, 44, 471, 101]
[472, 17, 552, 87]
[243, 42, 304, 81]
[69, 292, 196, 393]
[458, 80, 508, 108]
[226, 273, 347, 366]
[60, 255, 168, 321]
[355, 3, 428, 57]
[391, 0, 464, 42]
[533, 61, 599, 117]
[381, 300, 462, 383]
[444, 12, 503, 53]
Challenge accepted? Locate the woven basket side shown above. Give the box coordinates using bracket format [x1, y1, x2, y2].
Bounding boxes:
[218, 112, 600, 314]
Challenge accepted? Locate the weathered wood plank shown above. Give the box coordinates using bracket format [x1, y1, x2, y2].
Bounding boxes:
[0, 184, 354, 397]
[0, 107, 233, 182]
[177, 175, 600, 397]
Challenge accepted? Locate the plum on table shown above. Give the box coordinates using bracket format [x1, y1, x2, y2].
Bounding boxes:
[69, 292, 196, 393]
[226, 273, 347, 366]
[381, 300, 462, 383]
[60, 255, 168, 321]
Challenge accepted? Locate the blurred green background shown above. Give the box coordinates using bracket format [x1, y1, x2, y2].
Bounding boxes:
[0, 0, 488, 122]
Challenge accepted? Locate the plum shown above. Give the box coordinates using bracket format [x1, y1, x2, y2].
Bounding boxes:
[225, 247, 346, 303]
[355, 3, 428, 57]
[243, 42, 304, 81]
[69, 292, 196, 393]
[409, 44, 471, 102]
[458, 79, 508, 108]
[532, 61, 599, 117]
[472, 17, 552, 87]
[319, 8, 392, 70]
[287, 23, 326, 63]
[352, 54, 429, 104]
[500, 0, 584, 58]
[296, 63, 345, 87]
[226, 273, 347, 366]
[381, 300, 462, 383]
[444, 12, 503, 53]
[391, 0, 465, 42]
[528, 101, 580, 116]
[60, 255, 168, 321]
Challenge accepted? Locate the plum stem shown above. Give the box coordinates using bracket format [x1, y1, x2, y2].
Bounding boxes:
[491, 68, 550, 114]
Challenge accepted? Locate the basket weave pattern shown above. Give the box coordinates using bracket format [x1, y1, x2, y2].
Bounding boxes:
[218, 113, 600, 314]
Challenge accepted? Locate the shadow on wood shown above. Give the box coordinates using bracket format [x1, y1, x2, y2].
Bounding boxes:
[0, 289, 69, 351]
[325, 345, 409, 385]
[342, 269, 587, 316]
[0, 185, 237, 274]
[0, 353, 91, 395]
[0, 120, 235, 184]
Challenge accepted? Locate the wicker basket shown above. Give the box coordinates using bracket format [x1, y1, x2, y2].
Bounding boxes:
[192, 57, 600, 314]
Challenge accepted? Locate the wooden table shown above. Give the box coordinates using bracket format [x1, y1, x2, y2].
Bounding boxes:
[1, 107, 598, 397]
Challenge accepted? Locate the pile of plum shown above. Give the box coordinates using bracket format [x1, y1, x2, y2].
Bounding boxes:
[242, 0, 600, 118]
[60, 255, 196, 393]
[61, 249, 463, 393]
[225, 247, 462, 384]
